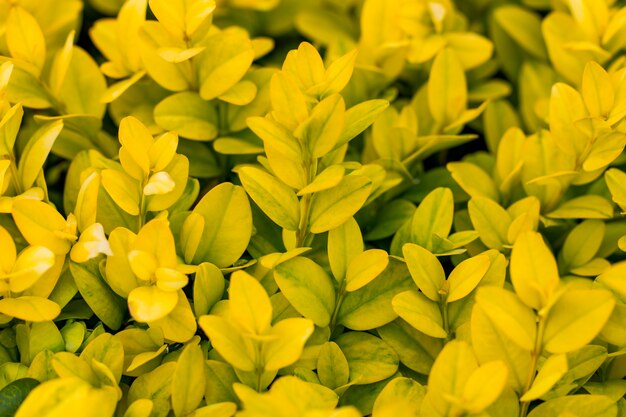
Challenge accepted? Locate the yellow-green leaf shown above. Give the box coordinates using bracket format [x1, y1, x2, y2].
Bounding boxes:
[446, 254, 491, 303]
[543, 289, 615, 354]
[402, 243, 445, 302]
[510, 231, 560, 310]
[238, 166, 300, 231]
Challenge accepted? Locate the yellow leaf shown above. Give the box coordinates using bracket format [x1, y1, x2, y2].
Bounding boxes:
[428, 48, 467, 127]
[446, 254, 491, 303]
[18, 121, 64, 190]
[262, 317, 314, 372]
[185, 0, 216, 37]
[392, 289, 447, 338]
[6, 7, 46, 76]
[101, 169, 141, 216]
[510, 231, 560, 310]
[462, 361, 508, 413]
[582, 61, 614, 117]
[74, 172, 101, 232]
[198, 28, 254, 101]
[157, 46, 205, 63]
[0, 296, 60, 322]
[308, 175, 372, 234]
[148, 0, 185, 38]
[475, 286, 536, 351]
[128, 286, 179, 322]
[297, 165, 345, 196]
[520, 354, 567, 401]
[542, 289, 615, 354]
[0, 226, 16, 274]
[70, 223, 112, 263]
[118, 116, 153, 178]
[14, 377, 117, 417]
[298, 93, 345, 158]
[143, 171, 175, 196]
[149, 132, 178, 172]
[218, 80, 257, 106]
[12, 199, 73, 255]
[198, 315, 256, 371]
[9, 245, 55, 293]
[50, 31, 76, 96]
[229, 270, 272, 335]
[402, 243, 445, 302]
[327, 217, 363, 282]
[345, 249, 389, 292]
[323, 49, 358, 97]
[238, 166, 300, 231]
[270, 72, 309, 128]
[154, 268, 188, 291]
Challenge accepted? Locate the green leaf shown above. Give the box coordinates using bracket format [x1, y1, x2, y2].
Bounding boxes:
[317, 342, 350, 390]
[378, 320, 443, 375]
[338, 259, 414, 331]
[605, 168, 626, 211]
[274, 257, 335, 327]
[308, 175, 372, 234]
[328, 217, 363, 282]
[493, 6, 547, 59]
[335, 332, 398, 385]
[559, 220, 605, 273]
[189, 183, 252, 267]
[0, 378, 40, 417]
[171, 343, 205, 417]
[527, 395, 617, 417]
[410, 187, 454, 251]
[543, 289, 615, 354]
[58, 47, 107, 118]
[238, 166, 300, 231]
[547, 195, 614, 219]
[70, 261, 126, 330]
[392, 290, 446, 338]
[448, 162, 499, 201]
[337, 99, 389, 147]
[300, 94, 345, 158]
[154, 92, 218, 141]
[402, 243, 445, 302]
[193, 263, 224, 317]
[428, 48, 467, 126]
[475, 286, 536, 351]
[372, 377, 425, 417]
[468, 197, 511, 249]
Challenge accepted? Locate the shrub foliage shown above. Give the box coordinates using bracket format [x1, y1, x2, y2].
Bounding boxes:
[0, 0, 626, 416]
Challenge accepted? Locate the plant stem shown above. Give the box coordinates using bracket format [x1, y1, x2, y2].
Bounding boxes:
[520, 316, 546, 417]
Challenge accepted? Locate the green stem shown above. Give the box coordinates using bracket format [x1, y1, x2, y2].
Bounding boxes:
[329, 281, 347, 333]
[295, 158, 317, 247]
[8, 157, 22, 195]
[520, 316, 546, 417]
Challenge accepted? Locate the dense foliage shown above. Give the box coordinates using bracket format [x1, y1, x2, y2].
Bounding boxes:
[1, 0, 626, 416]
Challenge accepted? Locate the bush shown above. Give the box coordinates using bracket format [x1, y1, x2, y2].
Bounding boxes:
[0, 0, 626, 416]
